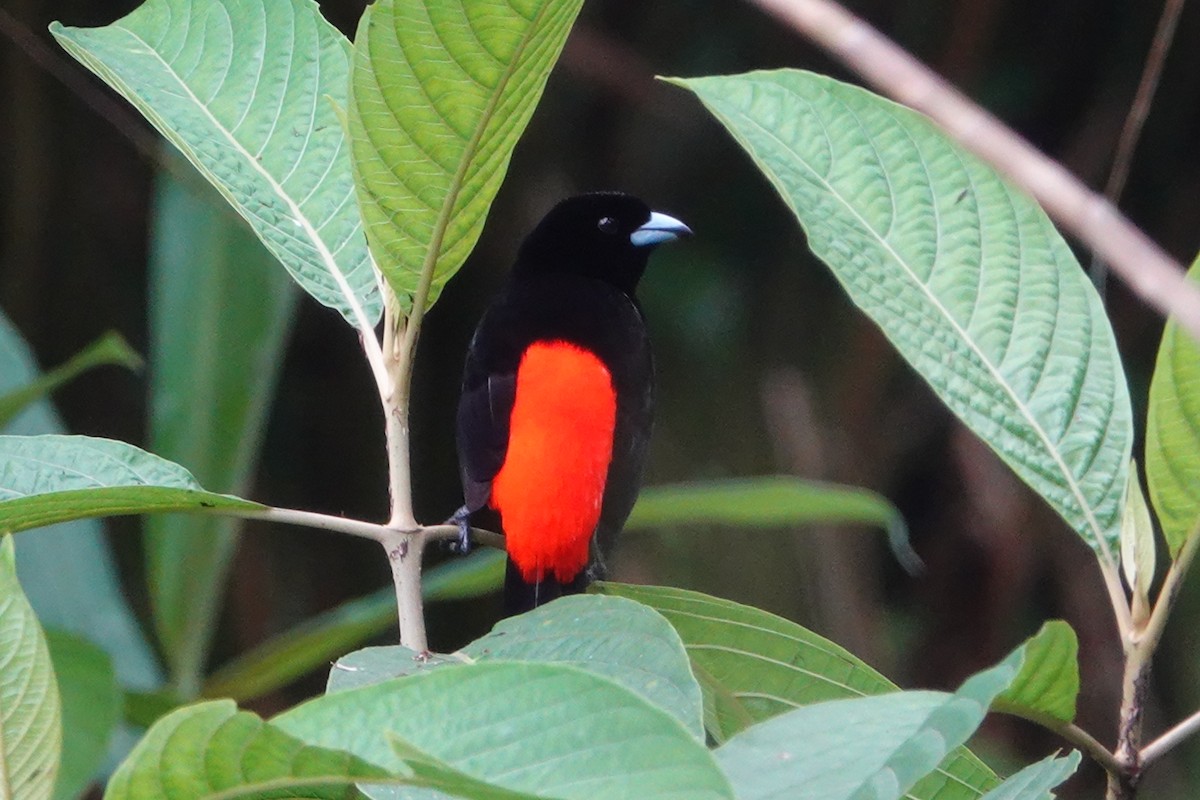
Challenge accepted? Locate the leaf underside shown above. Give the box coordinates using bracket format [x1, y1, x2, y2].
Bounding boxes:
[678, 70, 1131, 561]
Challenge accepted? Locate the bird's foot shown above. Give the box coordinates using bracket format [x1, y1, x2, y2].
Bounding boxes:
[446, 505, 473, 555]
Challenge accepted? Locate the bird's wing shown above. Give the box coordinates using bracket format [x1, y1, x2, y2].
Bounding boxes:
[455, 362, 516, 512]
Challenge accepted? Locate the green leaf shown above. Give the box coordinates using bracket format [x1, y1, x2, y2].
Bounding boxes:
[276, 661, 734, 800]
[0, 332, 141, 430]
[1119, 465, 1155, 623]
[50, 0, 380, 328]
[103, 700, 388, 800]
[328, 595, 705, 740]
[0, 435, 262, 533]
[677, 70, 1131, 561]
[713, 648, 1024, 800]
[0, 535, 61, 800]
[627, 477, 919, 571]
[979, 752, 1080, 800]
[45, 630, 120, 800]
[144, 169, 299, 696]
[349, 0, 584, 312]
[1146, 256, 1200, 557]
[993, 621, 1079, 725]
[597, 583, 998, 798]
[202, 549, 505, 703]
[0, 309, 162, 693]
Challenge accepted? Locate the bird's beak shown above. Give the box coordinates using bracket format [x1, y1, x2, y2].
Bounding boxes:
[630, 211, 693, 248]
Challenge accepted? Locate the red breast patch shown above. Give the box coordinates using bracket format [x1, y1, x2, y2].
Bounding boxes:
[490, 340, 617, 583]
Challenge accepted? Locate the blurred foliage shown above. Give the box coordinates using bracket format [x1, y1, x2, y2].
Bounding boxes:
[4, 0, 1200, 797]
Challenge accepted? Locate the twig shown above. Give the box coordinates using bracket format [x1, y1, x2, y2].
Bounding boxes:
[227, 507, 504, 550]
[1142, 707, 1200, 767]
[1090, 0, 1187, 294]
[744, 0, 1200, 341]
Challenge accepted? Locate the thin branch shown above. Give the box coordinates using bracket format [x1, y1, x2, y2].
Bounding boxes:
[235, 507, 392, 542]
[1142, 707, 1200, 767]
[1091, 0, 1187, 294]
[745, 0, 1200, 341]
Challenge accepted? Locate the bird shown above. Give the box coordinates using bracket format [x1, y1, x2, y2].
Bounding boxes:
[451, 192, 691, 615]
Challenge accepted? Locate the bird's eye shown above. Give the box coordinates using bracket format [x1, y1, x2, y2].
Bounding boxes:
[597, 216, 619, 234]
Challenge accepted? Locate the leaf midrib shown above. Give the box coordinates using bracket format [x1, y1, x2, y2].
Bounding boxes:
[105, 20, 374, 334]
[409, 2, 553, 317]
[715, 80, 1110, 556]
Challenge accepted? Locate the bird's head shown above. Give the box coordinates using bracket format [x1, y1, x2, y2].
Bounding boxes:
[514, 193, 692, 294]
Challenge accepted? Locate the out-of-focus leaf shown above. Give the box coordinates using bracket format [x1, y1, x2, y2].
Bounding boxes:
[0, 308, 162, 697]
[677, 70, 1131, 562]
[328, 595, 704, 740]
[0, 535, 60, 800]
[993, 621, 1079, 725]
[713, 648, 1023, 800]
[627, 477, 918, 572]
[349, 0, 584, 313]
[598, 583, 998, 798]
[45, 629, 120, 800]
[201, 549, 505, 703]
[51, 0, 380, 328]
[277, 661, 734, 800]
[1146, 256, 1200, 557]
[104, 700, 388, 800]
[0, 435, 261, 533]
[423, 548, 506, 603]
[0, 331, 140, 429]
[144, 169, 298, 696]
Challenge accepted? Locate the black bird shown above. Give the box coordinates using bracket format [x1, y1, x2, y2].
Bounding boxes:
[452, 193, 691, 614]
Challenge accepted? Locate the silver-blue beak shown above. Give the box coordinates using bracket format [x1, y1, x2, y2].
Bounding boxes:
[630, 211, 693, 248]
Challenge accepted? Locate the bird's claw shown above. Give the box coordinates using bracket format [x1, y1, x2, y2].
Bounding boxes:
[447, 506, 473, 555]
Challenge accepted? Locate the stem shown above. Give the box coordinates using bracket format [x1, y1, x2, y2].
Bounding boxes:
[745, 0, 1200, 341]
[237, 507, 392, 541]
[1104, 524, 1200, 797]
[1143, 708, 1200, 768]
[1089, 0, 1187, 295]
[379, 287, 427, 652]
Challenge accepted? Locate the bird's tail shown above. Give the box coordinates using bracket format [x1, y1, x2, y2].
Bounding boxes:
[502, 559, 589, 616]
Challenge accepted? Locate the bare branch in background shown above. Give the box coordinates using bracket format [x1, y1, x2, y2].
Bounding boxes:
[1090, 0, 1188, 295]
[746, 0, 1200, 339]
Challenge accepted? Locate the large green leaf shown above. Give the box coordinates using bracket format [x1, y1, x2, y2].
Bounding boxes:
[627, 477, 918, 570]
[350, 0, 583, 311]
[0, 435, 261, 533]
[327, 595, 705, 740]
[598, 583, 998, 798]
[678, 71, 1131, 560]
[45, 630, 120, 800]
[50, 0, 380, 328]
[103, 700, 387, 800]
[1146, 256, 1200, 557]
[0, 535, 61, 800]
[276, 661, 734, 800]
[713, 649, 1023, 800]
[979, 753, 1080, 800]
[0, 310, 161, 693]
[144, 169, 298, 696]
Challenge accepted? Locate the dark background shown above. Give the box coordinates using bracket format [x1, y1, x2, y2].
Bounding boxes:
[4, 0, 1200, 796]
